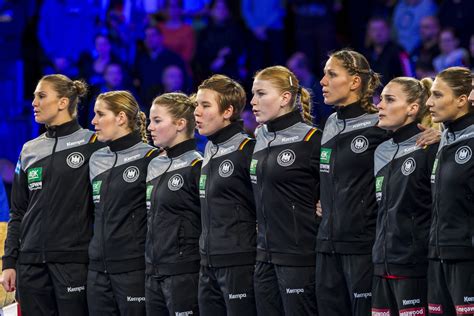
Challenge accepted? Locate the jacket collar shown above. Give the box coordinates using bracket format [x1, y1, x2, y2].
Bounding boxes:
[108, 131, 142, 152]
[46, 120, 81, 138]
[266, 110, 303, 132]
[207, 121, 244, 144]
[445, 112, 474, 133]
[335, 101, 366, 120]
[165, 139, 197, 158]
[392, 121, 420, 144]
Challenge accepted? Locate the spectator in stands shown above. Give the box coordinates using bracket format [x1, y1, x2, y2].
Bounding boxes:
[391, 0, 437, 55]
[364, 16, 411, 84]
[78, 34, 124, 86]
[42, 56, 80, 79]
[438, 0, 474, 48]
[158, 0, 196, 68]
[161, 64, 190, 93]
[433, 28, 469, 72]
[412, 15, 440, 78]
[241, 0, 286, 74]
[134, 25, 186, 113]
[195, 0, 244, 82]
[289, 0, 338, 75]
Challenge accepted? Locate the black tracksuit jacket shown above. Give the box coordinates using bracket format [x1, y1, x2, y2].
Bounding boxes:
[88, 132, 159, 274]
[317, 101, 390, 254]
[2, 120, 103, 269]
[145, 139, 202, 275]
[372, 122, 438, 277]
[251, 110, 321, 266]
[199, 122, 256, 267]
[429, 112, 474, 260]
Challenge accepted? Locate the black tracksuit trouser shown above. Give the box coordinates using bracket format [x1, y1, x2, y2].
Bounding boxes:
[16, 262, 88, 316]
[198, 264, 257, 316]
[316, 252, 373, 316]
[87, 269, 145, 316]
[427, 259, 474, 315]
[371, 275, 428, 315]
[145, 272, 199, 316]
[254, 261, 317, 316]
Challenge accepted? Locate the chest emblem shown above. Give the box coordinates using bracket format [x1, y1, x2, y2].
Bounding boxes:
[455, 146, 472, 164]
[219, 160, 234, 177]
[168, 174, 184, 191]
[277, 149, 296, 167]
[66, 152, 85, 168]
[351, 136, 369, 153]
[123, 166, 140, 183]
[401, 157, 416, 176]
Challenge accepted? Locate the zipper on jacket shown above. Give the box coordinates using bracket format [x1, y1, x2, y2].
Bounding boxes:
[235, 204, 241, 247]
[205, 144, 219, 267]
[328, 118, 346, 252]
[433, 151, 443, 258]
[259, 131, 276, 262]
[291, 203, 298, 246]
[41, 134, 59, 263]
[382, 144, 398, 276]
[100, 152, 118, 273]
[150, 158, 172, 267]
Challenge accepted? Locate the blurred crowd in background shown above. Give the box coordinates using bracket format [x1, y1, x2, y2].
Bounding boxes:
[0, 0, 473, 210]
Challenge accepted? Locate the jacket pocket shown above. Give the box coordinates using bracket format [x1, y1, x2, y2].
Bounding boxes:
[234, 205, 242, 247]
[177, 218, 183, 257]
[291, 202, 299, 246]
[130, 211, 141, 252]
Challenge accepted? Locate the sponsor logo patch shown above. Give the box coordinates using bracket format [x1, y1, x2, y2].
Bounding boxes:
[354, 292, 372, 299]
[228, 293, 247, 300]
[399, 307, 425, 315]
[401, 157, 416, 176]
[175, 311, 193, 316]
[27, 167, 43, 190]
[455, 304, 474, 314]
[250, 159, 258, 184]
[375, 176, 384, 201]
[455, 146, 472, 164]
[67, 285, 85, 293]
[428, 304, 443, 314]
[146, 185, 153, 209]
[123, 166, 140, 183]
[277, 149, 296, 167]
[320, 147, 332, 164]
[250, 159, 258, 175]
[286, 288, 304, 295]
[351, 136, 369, 153]
[199, 175, 207, 198]
[218, 160, 234, 177]
[403, 299, 421, 306]
[92, 180, 102, 203]
[168, 174, 184, 191]
[66, 139, 85, 147]
[127, 296, 145, 303]
[371, 308, 391, 316]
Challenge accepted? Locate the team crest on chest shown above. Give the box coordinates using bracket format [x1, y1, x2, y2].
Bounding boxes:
[351, 136, 369, 153]
[455, 146, 472, 164]
[219, 160, 234, 177]
[168, 174, 184, 191]
[66, 152, 85, 168]
[123, 166, 140, 183]
[277, 149, 296, 167]
[401, 157, 416, 176]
